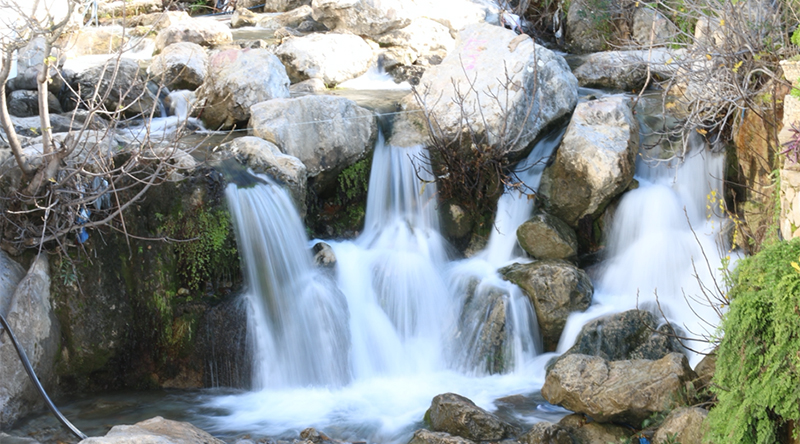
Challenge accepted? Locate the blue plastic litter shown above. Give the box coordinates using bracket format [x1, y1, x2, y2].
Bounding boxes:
[77, 228, 89, 244]
[639, 438, 650, 444]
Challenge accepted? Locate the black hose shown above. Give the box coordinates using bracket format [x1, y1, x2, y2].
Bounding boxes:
[0, 312, 88, 441]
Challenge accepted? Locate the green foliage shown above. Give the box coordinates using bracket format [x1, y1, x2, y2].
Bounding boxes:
[792, 27, 800, 47]
[707, 238, 800, 443]
[337, 157, 370, 205]
[161, 206, 236, 292]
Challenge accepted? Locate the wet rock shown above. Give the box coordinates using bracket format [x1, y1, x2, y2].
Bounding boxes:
[222, 136, 308, 214]
[572, 49, 681, 91]
[231, 7, 259, 28]
[7, 90, 62, 118]
[0, 256, 59, 428]
[652, 407, 708, 444]
[0, 433, 41, 444]
[79, 416, 224, 443]
[564, 310, 684, 361]
[401, 23, 577, 160]
[429, 393, 520, 441]
[11, 115, 81, 136]
[408, 430, 475, 444]
[518, 421, 573, 444]
[501, 260, 592, 352]
[155, 18, 233, 52]
[632, 7, 680, 47]
[249, 95, 376, 190]
[539, 95, 639, 227]
[440, 203, 473, 240]
[300, 427, 333, 443]
[7, 66, 63, 94]
[197, 48, 290, 129]
[148, 42, 208, 90]
[516, 211, 577, 260]
[62, 56, 158, 118]
[456, 283, 510, 374]
[376, 18, 454, 73]
[312, 242, 336, 268]
[276, 33, 374, 87]
[542, 353, 696, 424]
[0, 252, 25, 315]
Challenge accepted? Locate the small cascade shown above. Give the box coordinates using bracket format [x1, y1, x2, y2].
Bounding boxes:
[558, 134, 734, 366]
[226, 178, 350, 388]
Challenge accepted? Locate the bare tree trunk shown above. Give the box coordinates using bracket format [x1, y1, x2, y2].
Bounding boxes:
[0, 51, 34, 177]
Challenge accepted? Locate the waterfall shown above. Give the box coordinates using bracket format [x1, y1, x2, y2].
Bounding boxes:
[226, 178, 351, 388]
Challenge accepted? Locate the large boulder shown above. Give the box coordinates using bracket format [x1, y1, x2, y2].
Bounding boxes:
[572, 49, 681, 91]
[275, 33, 374, 87]
[221, 136, 308, 213]
[311, 0, 414, 37]
[542, 353, 696, 424]
[147, 42, 208, 90]
[375, 18, 455, 73]
[539, 95, 639, 227]
[500, 260, 592, 352]
[0, 256, 59, 428]
[558, 414, 633, 444]
[563, 310, 684, 361]
[256, 5, 315, 30]
[155, 18, 233, 52]
[78, 416, 224, 444]
[456, 283, 511, 374]
[62, 56, 158, 118]
[564, 0, 617, 53]
[408, 430, 475, 444]
[652, 407, 708, 444]
[0, 251, 25, 315]
[516, 210, 577, 260]
[197, 48, 290, 129]
[428, 393, 520, 441]
[632, 7, 680, 47]
[7, 90, 62, 118]
[249, 95, 376, 190]
[408, 23, 577, 159]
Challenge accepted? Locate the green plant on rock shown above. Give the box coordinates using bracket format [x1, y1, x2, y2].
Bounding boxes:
[707, 238, 800, 444]
[161, 206, 236, 292]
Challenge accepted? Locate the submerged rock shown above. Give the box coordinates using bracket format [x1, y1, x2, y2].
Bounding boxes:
[564, 309, 684, 361]
[516, 211, 577, 260]
[539, 95, 639, 227]
[0, 256, 59, 428]
[428, 393, 520, 441]
[501, 260, 592, 352]
[249, 95, 376, 190]
[197, 48, 290, 129]
[401, 22, 577, 160]
[542, 353, 696, 424]
[78, 416, 224, 443]
[276, 33, 374, 87]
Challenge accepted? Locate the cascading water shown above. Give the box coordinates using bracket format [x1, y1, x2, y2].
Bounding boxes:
[207, 98, 734, 441]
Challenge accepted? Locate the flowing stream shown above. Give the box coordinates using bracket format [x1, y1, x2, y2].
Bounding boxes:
[201, 94, 734, 442]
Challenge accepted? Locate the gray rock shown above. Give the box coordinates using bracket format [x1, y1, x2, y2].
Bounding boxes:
[456, 283, 511, 374]
[7, 66, 64, 94]
[632, 7, 680, 47]
[7, 90, 62, 118]
[0, 251, 25, 329]
[376, 18, 455, 71]
[558, 414, 632, 444]
[516, 211, 577, 260]
[542, 353, 696, 424]
[148, 42, 208, 90]
[312, 242, 336, 268]
[223, 136, 308, 213]
[197, 48, 290, 129]
[565, 0, 619, 53]
[231, 7, 259, 28]
[276, 33, 374, 87]
[261, 0, 312, 12]
[290, 78, 328, 94]
[257, 5, 315, 30]
[409, 23, 577, 160]
[500, 260, 592, 352]
[311, 0, 414, 37]
[0, 433, 41, 444]
[63, 56, 158, 118]
[97, 0, 163, 18]
[693, 351, 716, 390]
[78, 416, 224, 443]
[11, 115, 81, 136]
[539, 95, 639, 227]
[16, 36, 62, 73]
[652, 407, 708, 444]
[572, 49, 681, 91]
[429, 393, 520, 441]
[564, 310, 684, 361]
[518, 421, 574, 444]
[61, 25, 130, 57]
[0, 256, 59, 428]
[249, 95, 376, 190]
[408, 430, 475, 444]
[155, 18, 233, 52]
